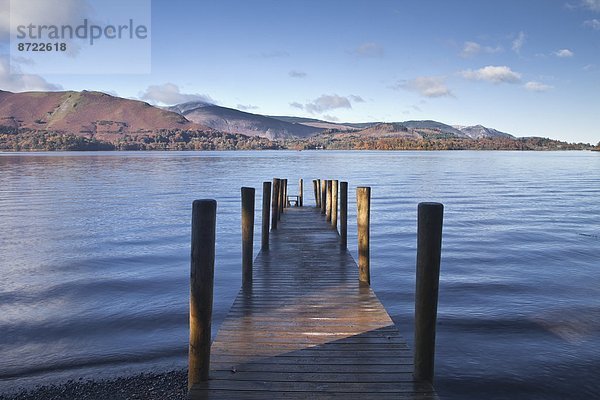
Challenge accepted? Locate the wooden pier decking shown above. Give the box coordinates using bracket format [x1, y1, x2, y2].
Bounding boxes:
[189, 206, 438, 399]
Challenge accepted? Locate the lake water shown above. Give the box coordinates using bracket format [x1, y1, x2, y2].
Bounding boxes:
[0, 150, 599, 399]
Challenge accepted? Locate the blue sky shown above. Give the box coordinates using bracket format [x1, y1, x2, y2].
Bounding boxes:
[1, 0, 599, 143]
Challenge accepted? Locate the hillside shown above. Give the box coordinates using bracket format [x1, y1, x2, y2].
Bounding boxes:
[0, 90, 592, 151]
[0, 90, 214, 145]
[170, 103, 322, 139]
[455, 124, 514, 139]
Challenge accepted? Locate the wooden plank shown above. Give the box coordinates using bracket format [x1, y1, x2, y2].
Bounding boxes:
[190, 207, 437, 399]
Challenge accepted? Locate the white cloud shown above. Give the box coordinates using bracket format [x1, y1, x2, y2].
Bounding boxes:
[322, 114, 339, 122]
[524, 81, 554, 92]
[139, 83, 214, 105]
[0, 56, 62, 92]
[395, 76, 453, 98]
[512, 31, 526, 53]
[461, 41, 481, 57]
[460, 41, 502, 58]
[305, 94, 352, 114]
[554, 49, 574, 58]
[584, 19, 600, 29]
[461, 65, 522, 84]
[352, 42, 384, 58]
[292, 95, 361, 114]
[581, 0, 600, 11]
[289, 70, 307, 78]
[1, 0, 92, 43]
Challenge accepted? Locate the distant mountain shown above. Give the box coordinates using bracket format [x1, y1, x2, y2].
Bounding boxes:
[268, 116, 363, 131]
[170, 102, 322, 140]
[165, 101, 213, 114]
[1, 90, 550, 151]
[454, 124, 514, 139]
[0, 90, 207, 141]
[351, 122, 420, 138]
[399, 120, 467, 137]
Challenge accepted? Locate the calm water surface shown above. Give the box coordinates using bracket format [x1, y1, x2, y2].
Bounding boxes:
[0, 151, 599, 399]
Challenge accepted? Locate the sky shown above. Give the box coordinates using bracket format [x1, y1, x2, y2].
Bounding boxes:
[1, 0, 599, 143]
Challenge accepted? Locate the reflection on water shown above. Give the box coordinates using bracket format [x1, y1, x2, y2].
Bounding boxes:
[1, 150, 599, 398]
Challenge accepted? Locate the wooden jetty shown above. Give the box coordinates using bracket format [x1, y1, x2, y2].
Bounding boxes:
[188, 179, 443, 399]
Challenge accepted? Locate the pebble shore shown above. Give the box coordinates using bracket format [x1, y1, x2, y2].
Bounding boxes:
[0, 370, 188, 400]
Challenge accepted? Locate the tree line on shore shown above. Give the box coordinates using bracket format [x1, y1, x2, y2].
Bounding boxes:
[0, 128, 595, 151]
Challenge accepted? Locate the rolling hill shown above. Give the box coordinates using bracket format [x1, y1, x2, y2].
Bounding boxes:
[169, 102, 322, 140]
[0, 90, 208, 142]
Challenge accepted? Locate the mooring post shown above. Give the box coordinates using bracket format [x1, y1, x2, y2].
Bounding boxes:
[340, 182, 348, 249]
[241, 187, 255, 285]
[356, 187, 371, 284]
[271, 178, 280, 230]
[414, 202, 444, 384]
[283, 179, 288, 209]
[278, 178, 284, 220]
[331, 180, 338, 230]
[261, 182, 271, 250]
[313, 179, 319, 207]
[326, 180, 332, 222]
[299, 178, 303, 207]
[188, 199, 217, 389]
[320, 179, 327, 214]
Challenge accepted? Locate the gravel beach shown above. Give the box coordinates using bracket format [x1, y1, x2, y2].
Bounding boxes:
[0, 370, 188, 400]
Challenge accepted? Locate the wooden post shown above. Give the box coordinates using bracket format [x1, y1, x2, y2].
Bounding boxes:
[326, 180, 332, 222]
[356, 187, 371, 284]
[299, 178, 303, 207]
[317, 179, 322, 208]
[261, 182, 271, 250]
[241, 187, 255, 285]
[331, 180, 338, 230]
[313, 179, 319, 207]
[340, 182, 348, 249]
[278, 178, 284, 220]
[283, 179, 288, 209]
[189, 199, 216, 389]
[320, 179, 327, 214]
[414, 202, 444, 384]
[271, 178, 280, 230]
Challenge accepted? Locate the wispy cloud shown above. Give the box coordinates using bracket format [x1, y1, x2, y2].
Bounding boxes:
[0, 56, 62, 92]
[0, 0, 92, 42]
[305, 95, 352, 113]
[584, 19, 600, 29]
[322, 114, 339, 122]
[237, 104, 259, 111]
[554, 49, 574, 58]
[462, 66, 522, 84]
[291, 94, 362, 114]
[289, 70, 307, 78]
[512, 31, 526, 54]
[460, 41, 502, 58]
[524, 81, 554, 92]
[393, 76, 453, 98]
[581, 0, 600, 11]
[352, 42, 384, 58]
[139, 83, 214, 105]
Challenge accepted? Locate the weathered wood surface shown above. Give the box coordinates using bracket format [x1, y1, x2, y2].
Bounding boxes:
[190, 207, 438, 399]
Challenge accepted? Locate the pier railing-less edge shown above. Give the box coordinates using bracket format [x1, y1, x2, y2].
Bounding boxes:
[188, 177, 444, 394]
